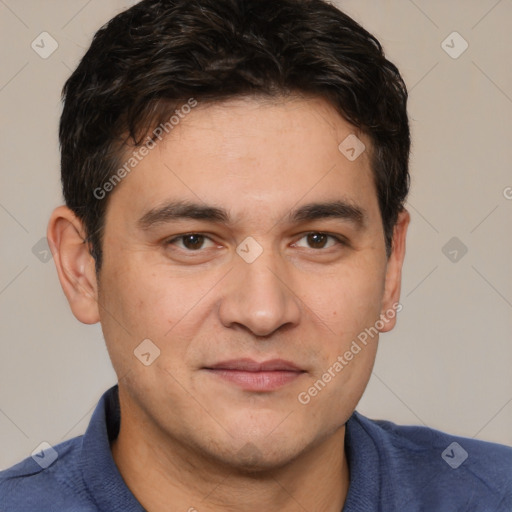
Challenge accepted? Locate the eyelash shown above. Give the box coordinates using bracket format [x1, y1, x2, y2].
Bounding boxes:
[165, 232, 348, 251]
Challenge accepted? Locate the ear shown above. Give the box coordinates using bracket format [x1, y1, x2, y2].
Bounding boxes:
[379, 208, 410, 333]
[47, 205, 100, 324]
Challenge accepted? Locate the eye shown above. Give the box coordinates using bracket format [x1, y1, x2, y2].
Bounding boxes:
[293, 232, 344, 250]
[167, 233, 217, 251]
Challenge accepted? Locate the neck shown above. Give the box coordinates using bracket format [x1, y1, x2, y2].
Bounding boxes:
[111, 391, 350, 512]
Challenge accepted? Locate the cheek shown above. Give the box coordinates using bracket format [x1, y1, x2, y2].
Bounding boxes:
[302, 260, 386, 335]
[100, 255, 223, 343]
[296, 259, 385, 397]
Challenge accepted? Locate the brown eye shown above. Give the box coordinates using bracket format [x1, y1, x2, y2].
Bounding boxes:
[294, 232, 341, 250]
[182, 234, 205, 250]
[168, 234, 216, 251]
[307, 233, 328, 249]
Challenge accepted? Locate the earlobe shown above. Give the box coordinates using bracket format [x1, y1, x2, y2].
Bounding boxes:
[379, 208, 410, 333]
[47, 205, 100, 325]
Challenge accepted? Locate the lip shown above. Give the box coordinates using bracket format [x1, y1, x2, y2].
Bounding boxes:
[203, 358, 306, 391]
[206, 358, 303, 372]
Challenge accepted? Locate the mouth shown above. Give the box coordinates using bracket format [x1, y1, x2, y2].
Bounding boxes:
[202, 358, 306, 392]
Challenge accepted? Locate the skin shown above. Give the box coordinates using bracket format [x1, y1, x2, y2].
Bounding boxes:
[48, 95, 409, 512]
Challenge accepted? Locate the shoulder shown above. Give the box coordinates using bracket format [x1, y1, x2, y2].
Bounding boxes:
[351, 411, 512, 510]
[0, 436, 97, 511]
[361, 412, 512, 470]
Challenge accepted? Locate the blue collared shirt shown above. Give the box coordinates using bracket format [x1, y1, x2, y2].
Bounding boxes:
[1, 385, 511, 511]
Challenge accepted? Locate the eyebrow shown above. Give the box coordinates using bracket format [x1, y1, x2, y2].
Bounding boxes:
[137, 199, 366, 230]
[287, 200, 366, 228]
[137, 201, 229, 230]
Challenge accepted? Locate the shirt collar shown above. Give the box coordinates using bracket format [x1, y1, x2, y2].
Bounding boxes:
[342, 411, 384, 511]
[80, 385, 145, 512]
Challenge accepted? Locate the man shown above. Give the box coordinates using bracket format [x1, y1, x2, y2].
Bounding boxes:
[1, 0, 510, 510]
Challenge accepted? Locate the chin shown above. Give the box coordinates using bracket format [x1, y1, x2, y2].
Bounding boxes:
[193, 425, 306, 474]
[224, 443, 302, 475]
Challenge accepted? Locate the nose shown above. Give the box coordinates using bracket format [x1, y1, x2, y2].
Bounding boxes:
[218, 250, 301, 337]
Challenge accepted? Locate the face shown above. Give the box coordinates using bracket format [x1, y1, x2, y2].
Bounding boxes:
[85, 96, 406, 469]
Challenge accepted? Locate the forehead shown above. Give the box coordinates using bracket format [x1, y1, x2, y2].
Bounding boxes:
[107, 95, 379, 228]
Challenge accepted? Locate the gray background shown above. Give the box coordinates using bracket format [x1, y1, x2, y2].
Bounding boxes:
[1, 0, 511, 470]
